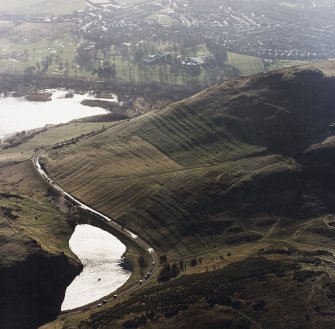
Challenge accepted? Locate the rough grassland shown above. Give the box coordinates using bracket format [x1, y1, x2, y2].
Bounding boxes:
[0, 121, 116, 162]
[0, 119, 154, 328]
[3, 61, 335, 329]
[42, 62, 335, 261]
[0, 160, 83, 329]
[0, 160, 76, 261]
[37, 62, 335, 329]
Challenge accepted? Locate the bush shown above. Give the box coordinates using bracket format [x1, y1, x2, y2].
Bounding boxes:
[190, 259, 198, 267]
[158, 264, 172, 282]
[171, 263, 180, 278]
[160, 255, 167, 264]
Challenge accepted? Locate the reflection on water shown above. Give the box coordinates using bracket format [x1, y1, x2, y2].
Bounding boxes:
[0, 89, 112, 139]
[61, 224, 131, 311]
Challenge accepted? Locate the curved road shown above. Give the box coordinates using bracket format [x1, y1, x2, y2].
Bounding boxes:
[31, 152, 160, 320]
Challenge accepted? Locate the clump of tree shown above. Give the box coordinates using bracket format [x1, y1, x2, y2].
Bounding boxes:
[138, 255, 147, 276]
[157, 262, 180, 282]
[66, 212, 79, 229]
[158, 264, 171, 282]
[171, 263, 180, 277]
[206, 40, 228, 65]
[190, 259, 198, 267]
[184, 64, 201, 77]
[160, 255, 167, 264]
[123, 314, 147, 328]
[93, 64, 117, 80]
[3, 128, 47, 149]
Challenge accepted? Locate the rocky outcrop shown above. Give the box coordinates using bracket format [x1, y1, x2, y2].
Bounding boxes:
[0, 242, 82, 329]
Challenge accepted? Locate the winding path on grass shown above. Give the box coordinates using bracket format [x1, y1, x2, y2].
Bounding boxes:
[31, 151, 160, 320]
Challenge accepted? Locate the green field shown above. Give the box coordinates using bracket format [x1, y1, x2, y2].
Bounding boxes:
[266, 58, 311, 71]
[0, 0, 316, 87]
[0, 0, 86, 15]
[227, 51, 265, 75]
[279, 1, 304, 8]
[121, 0, 152, 3]
[0, 122, 117, 162]
[0, 32, 78, 75]
[0, 17, 310, 87]
[145, 13, 178, 26]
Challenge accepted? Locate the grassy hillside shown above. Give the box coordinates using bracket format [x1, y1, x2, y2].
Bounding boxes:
[0, 160, 83, 329]
[0, 119, 132, 328]
[0, 118, 153, 328]
[0, 160, 74, 262]
[42, 63, 335, 256]
[38, 61, 335, 329]
[79, 256, 335, 329]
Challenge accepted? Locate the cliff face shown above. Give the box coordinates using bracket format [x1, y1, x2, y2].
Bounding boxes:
[0, 246, 82, 329]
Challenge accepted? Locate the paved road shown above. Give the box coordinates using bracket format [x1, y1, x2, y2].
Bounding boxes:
[32, 152, 160, 321]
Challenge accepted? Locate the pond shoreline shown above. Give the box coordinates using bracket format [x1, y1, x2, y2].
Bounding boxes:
[61, 224, 131, 311]
[0, 89, 110, 142]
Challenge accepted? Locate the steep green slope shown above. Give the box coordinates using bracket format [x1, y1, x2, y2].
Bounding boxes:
[44, 65, 335, 257]
[139, 68, 335, 160]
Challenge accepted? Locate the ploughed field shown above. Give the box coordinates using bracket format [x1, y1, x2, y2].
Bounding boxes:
[39, 62, 335, 328]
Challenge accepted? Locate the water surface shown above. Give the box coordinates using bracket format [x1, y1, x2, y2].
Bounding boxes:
[61, 224, 131, 311]
[0, 90, 112, 138]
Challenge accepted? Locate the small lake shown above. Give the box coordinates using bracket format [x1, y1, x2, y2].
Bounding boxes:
[0, 89, 113, 139]
[61, 224, 131, 311]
